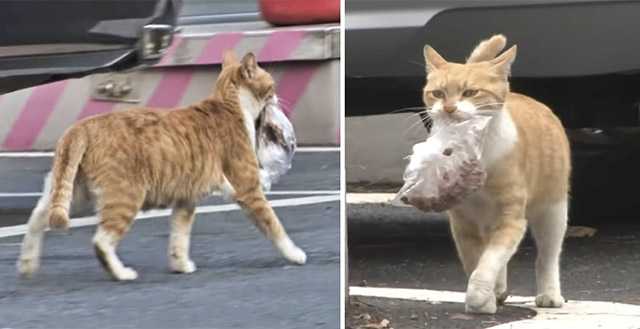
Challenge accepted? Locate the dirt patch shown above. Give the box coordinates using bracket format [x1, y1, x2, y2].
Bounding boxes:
[347, 296, 536, 329]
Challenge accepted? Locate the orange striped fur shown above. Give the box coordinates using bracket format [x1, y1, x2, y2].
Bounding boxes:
[422, 35, 570, 313]
[18, 52, 306, 281]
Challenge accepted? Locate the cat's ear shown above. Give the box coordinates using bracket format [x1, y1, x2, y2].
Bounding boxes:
[423, 45, 448, 73]
[222, 50, 238, 69]
[467, 34, 507, 63]
[240, 52, 258, 80]
[490, 45, 517, 77]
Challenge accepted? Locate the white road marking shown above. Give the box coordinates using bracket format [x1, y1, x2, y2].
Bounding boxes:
[0, 194, 339, 238]
[346, 193, 397, 204]
[0, 147, 338, 158]
[0, 190, 339, 198]
[296, 147, 339, 152]
[0, 152, 54, 157]
[350, 286, 640, 329]
[265, 190, 339, 195]
[0, 193, 43, 197]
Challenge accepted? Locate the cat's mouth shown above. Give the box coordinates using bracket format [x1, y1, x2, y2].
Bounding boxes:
[255, 95, 289, 149]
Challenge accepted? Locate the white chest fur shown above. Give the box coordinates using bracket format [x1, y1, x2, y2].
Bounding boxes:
[480, 108, 518, 169]
[451, 108, 519, 227]
[238, 87, 264, 150]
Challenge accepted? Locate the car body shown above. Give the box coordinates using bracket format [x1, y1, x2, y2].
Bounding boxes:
[0, 0, 181, 94]
[0, 1, 340, 152]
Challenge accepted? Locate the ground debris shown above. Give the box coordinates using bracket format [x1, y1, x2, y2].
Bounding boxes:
[357, 318, 391, 329]
[355, 313, 372, 321]
[450, 313, 473, 320]
[566, 226, 597, 238]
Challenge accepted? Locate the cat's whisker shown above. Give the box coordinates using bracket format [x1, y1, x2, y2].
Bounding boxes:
[403, 114, 433, 134]
[408, 60, 427, 70]
[388, 106, 429, 114]
[275, 96, 295, 109]
[276, 98, 294, 112]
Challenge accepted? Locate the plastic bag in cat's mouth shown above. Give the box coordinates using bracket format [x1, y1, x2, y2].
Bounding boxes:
[392, 116, 491, 212]
[256, 100, 296, 191]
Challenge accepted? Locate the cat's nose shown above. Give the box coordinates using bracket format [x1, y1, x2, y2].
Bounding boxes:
[443, 105, 456, 114]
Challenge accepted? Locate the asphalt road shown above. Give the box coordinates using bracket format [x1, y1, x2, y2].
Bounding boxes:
[347, 202, 640, 329]
[0, 150, 340, 329]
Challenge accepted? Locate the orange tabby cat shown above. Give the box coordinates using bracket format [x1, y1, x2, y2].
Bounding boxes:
[422, 35, 570, 313]
[17, 51, 306, 281]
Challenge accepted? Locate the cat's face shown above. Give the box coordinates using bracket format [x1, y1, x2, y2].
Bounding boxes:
[220, 51, 277, 119]
[422, 45, 517, 124]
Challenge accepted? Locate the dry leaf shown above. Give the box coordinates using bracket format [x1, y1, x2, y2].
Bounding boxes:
[566, 226, 597, 238]
[450, 313, 473, 320]
[355, 313, 372, 321]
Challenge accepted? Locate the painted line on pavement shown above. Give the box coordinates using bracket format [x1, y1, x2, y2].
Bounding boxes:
[0, 152, 53, 157]
[295, 147, 339, 152]
[0, 194, 339, 239]
[0, 190, 339, 198]
[0, 193, 42, 197]
[350, 286, 640, 329]
[0, 147, 338, 158]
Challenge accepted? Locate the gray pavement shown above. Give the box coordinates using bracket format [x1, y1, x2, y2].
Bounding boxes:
[347, 202, 640, 329]
[0, 151, 340, 329]
[0, 151, 339, 212]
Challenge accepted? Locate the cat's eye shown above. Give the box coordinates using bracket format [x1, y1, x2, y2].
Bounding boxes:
[462, 89, 478, 97]
[431, 90, 445, 99]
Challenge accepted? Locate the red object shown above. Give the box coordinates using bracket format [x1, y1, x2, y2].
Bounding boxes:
[259, 0, 340, 26]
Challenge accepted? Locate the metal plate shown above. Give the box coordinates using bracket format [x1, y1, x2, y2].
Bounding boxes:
[90, 71, 141, 103]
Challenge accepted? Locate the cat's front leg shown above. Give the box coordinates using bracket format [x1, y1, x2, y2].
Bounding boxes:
[224, 159, 306, 265]
[168, 204, 197, 274]
[465, 206, 527, 314]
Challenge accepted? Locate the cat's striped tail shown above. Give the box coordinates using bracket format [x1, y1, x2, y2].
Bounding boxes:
[48, 126, 88, 230]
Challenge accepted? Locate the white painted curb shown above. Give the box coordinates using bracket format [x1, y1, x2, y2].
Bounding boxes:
[350, 286, 640, 329]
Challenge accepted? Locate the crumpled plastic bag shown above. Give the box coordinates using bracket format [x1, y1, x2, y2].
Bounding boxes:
[256, 101, 296, 191]
[392, 116, 492, 212]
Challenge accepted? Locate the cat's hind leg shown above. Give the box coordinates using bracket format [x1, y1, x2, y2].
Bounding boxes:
[168, 204, 197, 273]
[17, 174, 54, 277]
[530, 199, 567, 308]
[18, 174, 95, 277]
[92, 187, 144, 281]
[495, 265, 509, 305]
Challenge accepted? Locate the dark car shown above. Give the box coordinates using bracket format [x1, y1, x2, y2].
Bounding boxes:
[0, 0, 182, 94]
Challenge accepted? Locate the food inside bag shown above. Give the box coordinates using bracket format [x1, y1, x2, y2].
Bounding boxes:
[392, 116, 492, 212]
[256, 101, 297, 191]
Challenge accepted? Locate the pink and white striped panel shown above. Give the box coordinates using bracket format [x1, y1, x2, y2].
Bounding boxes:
[0, 27, 339, 150]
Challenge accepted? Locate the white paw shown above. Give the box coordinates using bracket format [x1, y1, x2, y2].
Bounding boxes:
[113, 267, 138, 281]
[170, 258, 197, 274]
[276, 237, 307, 265]
[284, 246, 307, 265]
[466, 279, 497, 314]
[17, 257, 39, 278]
[535, 293, 564, 308]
